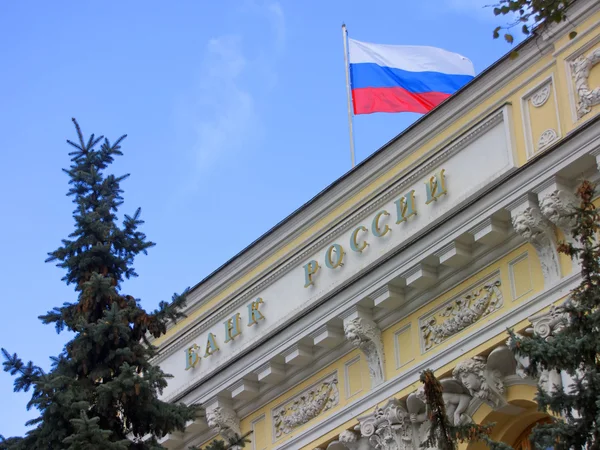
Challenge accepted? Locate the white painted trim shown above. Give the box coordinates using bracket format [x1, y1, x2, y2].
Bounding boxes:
[393, 324, 413, 370]
[343, 355, 364, 399]
[251, 415, 267, 450]
[508, 252, 533, 301]
[520, 74, 562, 159]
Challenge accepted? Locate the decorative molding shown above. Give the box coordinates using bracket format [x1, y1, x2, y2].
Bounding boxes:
[508, 253, 533, 301]
[357, 398, 414, 450]
[272, 372, 339, 439]
[526, 302, 569, 341]
[344, 314, 386, 388]
[205, 401, 241, 442]
[344, 356, 364, 399]
[394, 325, 413, 369]
[538, 129, 559, 151]
[420, 273, 503, 351]
[531, 84, 551, 107]
[520, 74, 562, 159]
[509, 194, 561, 287]
[571, 46, 600, 118]
[517, 302, 570, 395]
[538, 184, 578, 244]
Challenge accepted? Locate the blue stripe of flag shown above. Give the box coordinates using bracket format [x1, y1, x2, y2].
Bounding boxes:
[350, 62, 474, 94]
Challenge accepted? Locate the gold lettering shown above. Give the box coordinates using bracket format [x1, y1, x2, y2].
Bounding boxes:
[224, 313, 242, 343]
[247, 298, 265, 327]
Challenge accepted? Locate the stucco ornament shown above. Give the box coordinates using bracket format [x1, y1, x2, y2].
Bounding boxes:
[205, 404, 241, 442]
[452, 346, 516, 410]
[337, 429, 371, 450]
[273, 373, 339, 438]
[521, 302, 570, 394]
[537, 129, 558, 151]
[421, 279, 502, 351]
[344, 317, 385, 387]
[571, 47, 600, 118]
[539, 189, 577, 233]
[511, 205, 561, 286]
[357, 399, 414, 450]
[530, 84, 551, 107]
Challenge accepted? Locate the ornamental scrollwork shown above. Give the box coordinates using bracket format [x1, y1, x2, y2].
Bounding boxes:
[206, 404, 241, 442]
[344, 316, 385, 387]
[511, 203, 560, 286]
[537, 129, 558, 151]
[530, 84, 551, 108]
[272, 372, 339, 438]
[571, 47, 600, 118]
[420, 278, 502, 351]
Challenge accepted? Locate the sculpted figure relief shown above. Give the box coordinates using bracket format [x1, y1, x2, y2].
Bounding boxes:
[452, 346, 516, 410]
[453, 356, 503, 408]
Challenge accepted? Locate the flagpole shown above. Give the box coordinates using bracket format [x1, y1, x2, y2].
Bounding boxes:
[342, 23, 356, 169]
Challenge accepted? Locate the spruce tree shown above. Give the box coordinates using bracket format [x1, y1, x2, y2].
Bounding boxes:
[0, 120, 246, 449]
[420, 180, 600, 450]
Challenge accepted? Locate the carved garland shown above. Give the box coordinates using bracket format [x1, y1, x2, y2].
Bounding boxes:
[571, 47, 600, 118]
[420, 277, 503, 351]
[272, 372, 339, 439]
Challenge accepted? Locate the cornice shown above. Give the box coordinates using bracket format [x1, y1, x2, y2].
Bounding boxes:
[154, 110, 506, 361]
[164, 114, 600, 404]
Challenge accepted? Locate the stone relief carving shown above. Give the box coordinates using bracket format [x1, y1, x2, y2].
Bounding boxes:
[344, 317, 385, 387]
[358, 399, 415, 450]
[521, 302, 570, 394]
[539, 189, 577, 235]
[571, 47, 600, 118]
[325, 346, 527, 450]
[206, 404, 241, 442]
[420, 278, 502, 351]
[511, 203, 561, 286]
[537, 129, 558, 151]
[452, 346, 516, 410]
[272, 372, 339, 439]
[531, 84, 551, 107]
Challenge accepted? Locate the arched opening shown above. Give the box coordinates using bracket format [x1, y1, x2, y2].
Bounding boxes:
[513, 418, 553, 450]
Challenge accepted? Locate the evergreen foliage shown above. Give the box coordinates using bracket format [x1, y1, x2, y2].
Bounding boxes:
[420, 180, 600, 450]
[0, 119, 203, 449]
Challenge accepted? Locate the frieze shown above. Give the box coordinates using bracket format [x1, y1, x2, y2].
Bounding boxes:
[272, 372, 339, 439]
[154, 108, 508, 363]
[420, 273, 503, 351]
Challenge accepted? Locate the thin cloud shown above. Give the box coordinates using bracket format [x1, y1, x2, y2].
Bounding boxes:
[181, 0, 285, 178]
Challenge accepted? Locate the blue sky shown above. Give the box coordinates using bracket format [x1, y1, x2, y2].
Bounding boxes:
[0, 0, 521, 438]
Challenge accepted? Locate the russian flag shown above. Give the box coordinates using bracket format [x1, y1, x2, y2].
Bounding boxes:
[348, 39, 475, 115]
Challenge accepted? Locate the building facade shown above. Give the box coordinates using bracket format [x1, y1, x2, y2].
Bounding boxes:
[154, 2, 600, 449]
